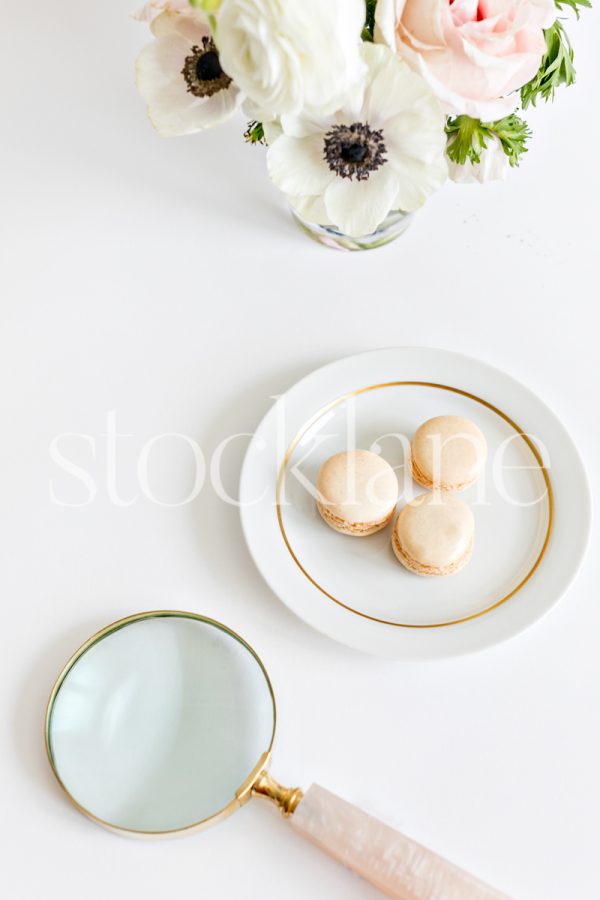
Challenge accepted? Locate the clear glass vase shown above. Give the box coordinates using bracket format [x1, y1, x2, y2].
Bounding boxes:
[291, 207, 414, 251]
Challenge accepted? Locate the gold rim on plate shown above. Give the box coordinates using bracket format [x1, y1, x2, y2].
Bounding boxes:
[276, 382, 553, 629]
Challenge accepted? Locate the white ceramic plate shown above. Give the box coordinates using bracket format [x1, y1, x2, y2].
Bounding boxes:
[240, 349, 591, 659]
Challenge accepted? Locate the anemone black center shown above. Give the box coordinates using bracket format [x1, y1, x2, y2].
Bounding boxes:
[341, 142, 368, 164]
[182, 38, 232, 98]
[323, 122, 387, 181]
[196, 50, 222, 82]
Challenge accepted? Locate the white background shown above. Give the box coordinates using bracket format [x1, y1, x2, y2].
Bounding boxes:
[2, 2, 599, 898]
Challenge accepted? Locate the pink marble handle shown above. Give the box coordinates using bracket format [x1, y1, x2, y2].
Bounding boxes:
[290, 784, 508, 899]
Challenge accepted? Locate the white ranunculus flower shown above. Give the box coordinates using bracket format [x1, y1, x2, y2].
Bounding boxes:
[267, 43, 448, 238]
[216, 0, 366, 120]
[136, 11, 242, 136]
[448, 137, 510, 184]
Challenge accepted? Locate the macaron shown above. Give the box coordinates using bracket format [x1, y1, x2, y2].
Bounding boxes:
[410, 415, 487, 492]
[316, 450, 398, 537]
[392, 492, 474, 576]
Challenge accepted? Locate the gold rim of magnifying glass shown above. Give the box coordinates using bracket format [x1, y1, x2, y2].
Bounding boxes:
[45, 609, 285, 839]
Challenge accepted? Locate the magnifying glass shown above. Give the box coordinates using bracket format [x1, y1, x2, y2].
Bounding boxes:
[46, 611, 505, 899]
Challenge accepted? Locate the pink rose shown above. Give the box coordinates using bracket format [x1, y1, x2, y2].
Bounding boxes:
[375, 0, 556, 119]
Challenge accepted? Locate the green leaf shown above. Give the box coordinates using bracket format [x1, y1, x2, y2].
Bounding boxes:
[490, 115, 533, 167]
[362, 0, 377, 41]
[554, 0, 591, 19]
[244, 121, 265, 145]
[521, 21, 577, 107]
[445, 116, 488, 166]
[446, 114, 532, 168]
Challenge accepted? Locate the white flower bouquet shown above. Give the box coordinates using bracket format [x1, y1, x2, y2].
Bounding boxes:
[135, 0, 590, 249]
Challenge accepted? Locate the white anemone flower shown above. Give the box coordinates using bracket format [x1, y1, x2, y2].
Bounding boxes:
[267, 43, 448, 237]
[133, 1, 191, 23]
[136, 11, 242, 136]
[448, 137, 510, 184]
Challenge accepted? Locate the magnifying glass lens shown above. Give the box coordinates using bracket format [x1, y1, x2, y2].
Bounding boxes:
[47, 615, 275, 833]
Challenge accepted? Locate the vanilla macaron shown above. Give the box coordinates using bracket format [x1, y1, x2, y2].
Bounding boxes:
[410, 415, 487, 492]
[392, 492, 474, 576]
[316, 450, 398, 536]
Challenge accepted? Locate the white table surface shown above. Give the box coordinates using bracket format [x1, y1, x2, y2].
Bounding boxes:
[2, 3, 599, 898]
